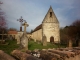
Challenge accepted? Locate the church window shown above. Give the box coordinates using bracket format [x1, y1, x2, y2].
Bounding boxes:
[50, 12, 52, 17]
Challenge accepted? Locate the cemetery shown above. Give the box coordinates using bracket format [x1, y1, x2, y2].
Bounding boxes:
[0, 1, 80, 60]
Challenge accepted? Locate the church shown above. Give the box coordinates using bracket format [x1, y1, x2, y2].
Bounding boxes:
[31, 6, 60, 43]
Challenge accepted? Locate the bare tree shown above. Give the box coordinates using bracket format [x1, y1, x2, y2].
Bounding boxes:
[0, 1, 7, 33]
[0, 1, 7, 43]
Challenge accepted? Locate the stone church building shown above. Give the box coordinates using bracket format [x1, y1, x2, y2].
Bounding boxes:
[31, 6, 60, 43]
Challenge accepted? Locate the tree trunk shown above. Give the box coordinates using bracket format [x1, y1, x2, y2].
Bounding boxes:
[0, 50, 16, 60]
[11, 50, 39, 60]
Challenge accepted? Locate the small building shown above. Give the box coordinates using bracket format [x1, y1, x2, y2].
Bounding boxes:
[8, 30, 18, 39]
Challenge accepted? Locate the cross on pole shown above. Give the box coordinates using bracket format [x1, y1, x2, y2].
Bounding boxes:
[17, 16, 25, 31]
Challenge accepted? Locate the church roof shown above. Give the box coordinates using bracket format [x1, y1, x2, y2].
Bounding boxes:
[42, 6, 59, 23]
[33, 24, 42, 32]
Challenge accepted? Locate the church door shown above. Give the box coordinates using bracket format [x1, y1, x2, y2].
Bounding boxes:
[50, 36, 54, 43]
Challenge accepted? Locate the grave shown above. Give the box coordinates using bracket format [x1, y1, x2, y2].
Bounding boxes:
[42, 35, 47, 46]
[68, 39, 72, 48]
[16, 31, 23, 44]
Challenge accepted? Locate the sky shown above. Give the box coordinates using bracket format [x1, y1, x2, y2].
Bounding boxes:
[0, 0, 80, 32]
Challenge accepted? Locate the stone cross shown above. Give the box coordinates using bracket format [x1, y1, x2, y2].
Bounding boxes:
[20, 22, 29, 50]
[22, 22, 29, 34]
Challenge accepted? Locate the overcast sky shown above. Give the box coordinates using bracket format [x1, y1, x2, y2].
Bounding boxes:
[1, 0, 80, 32]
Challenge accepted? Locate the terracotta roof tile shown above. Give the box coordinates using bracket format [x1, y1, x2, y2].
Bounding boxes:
[8, 31, 17, 34]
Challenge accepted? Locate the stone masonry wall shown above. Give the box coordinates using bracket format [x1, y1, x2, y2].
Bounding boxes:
[42, 23, 60, 43]
[32, 29, 42, 41]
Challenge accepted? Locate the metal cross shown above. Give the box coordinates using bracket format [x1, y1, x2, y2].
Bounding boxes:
[17, 16, 25, 31]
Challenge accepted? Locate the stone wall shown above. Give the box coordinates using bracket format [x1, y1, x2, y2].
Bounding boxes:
[32, 29, 42, 41]
[42, 23, 60, 43]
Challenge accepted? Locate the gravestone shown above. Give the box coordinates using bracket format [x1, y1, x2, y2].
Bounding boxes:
[20, 22, 29, 50]
[42, 35, 47, 46]
[34, 39, 36, 42]
[9, 35, 13, 40]
[68, 39, 72, 48]
[16, 32, 23, 44]
[16, 34, 20, 44]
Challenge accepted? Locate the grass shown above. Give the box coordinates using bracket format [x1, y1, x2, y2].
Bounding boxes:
[28, 40, 66, 50]
[0, 40, 19, 54]
[0, 39, 66, 54]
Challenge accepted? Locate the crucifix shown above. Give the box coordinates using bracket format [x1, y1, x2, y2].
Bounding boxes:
[17, 16, 25, 31]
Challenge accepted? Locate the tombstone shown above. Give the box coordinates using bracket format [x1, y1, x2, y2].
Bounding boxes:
[16, 32, 23, 44]
[42, 35, 47, 46]
[68, 39, 72, 48]
[20, 22, 29, 50]
[34, 39, 36, 42]
[9, 35, 13, 40]
[16, 35, 20, 44]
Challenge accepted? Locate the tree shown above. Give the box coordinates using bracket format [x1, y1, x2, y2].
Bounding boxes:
[68, 20, 80, 46]
[0, 1, 7, 34]
[0, 1, 7, 41]
[60, 26, 69, 45]
[60, 20, 80, 47]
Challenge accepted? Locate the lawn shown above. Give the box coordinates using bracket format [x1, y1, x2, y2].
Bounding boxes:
[29, 40, 59, 50]
[0, 40, 66, 54]
[0, 40, 19, 54]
